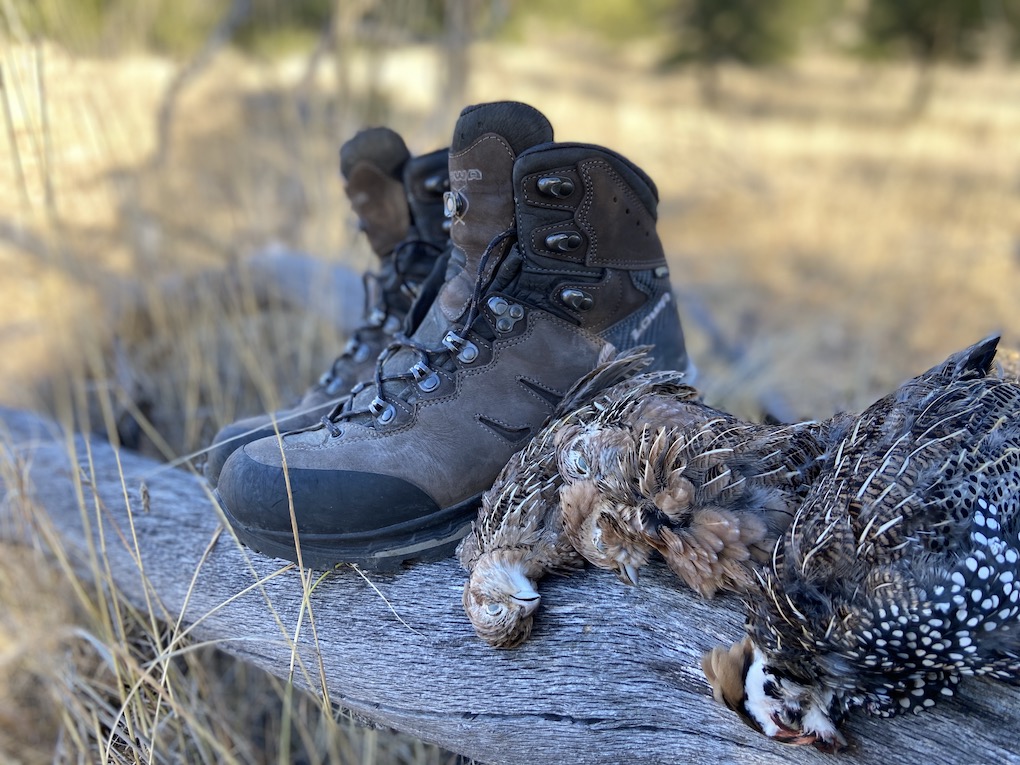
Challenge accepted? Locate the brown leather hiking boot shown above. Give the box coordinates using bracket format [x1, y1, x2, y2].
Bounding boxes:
[216, 101, 692, 569]
[204, 128, 449, 486]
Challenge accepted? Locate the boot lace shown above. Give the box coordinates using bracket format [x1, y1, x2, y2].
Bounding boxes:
[320, 227, 518, 436]
[317, 237, 443, 392]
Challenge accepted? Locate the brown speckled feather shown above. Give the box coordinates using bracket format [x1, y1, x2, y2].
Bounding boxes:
[459, 346, 678, 648]
[560, 412, 830, 596]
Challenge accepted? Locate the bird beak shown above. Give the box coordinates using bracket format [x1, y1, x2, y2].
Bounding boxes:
[769, 715, 848, 752]
[511, 589, 541, 615]
[768, 716, 816, 747]
[811, 733, 849, 754]
[617, 563, 640, 586]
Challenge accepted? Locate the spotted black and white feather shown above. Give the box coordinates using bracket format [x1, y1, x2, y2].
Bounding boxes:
[704, 335, 1020, 751]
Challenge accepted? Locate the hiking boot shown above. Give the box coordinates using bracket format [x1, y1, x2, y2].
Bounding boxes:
[203, 129, 449, 486]
[217, 101, 692, 569]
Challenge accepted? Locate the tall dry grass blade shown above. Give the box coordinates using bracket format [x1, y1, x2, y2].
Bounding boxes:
[0, 52, 31, 211]
[34, 42, 55, 216]
[348, 564, 425, 638]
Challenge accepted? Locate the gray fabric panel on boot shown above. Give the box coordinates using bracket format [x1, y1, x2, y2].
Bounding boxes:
[231, 311, 606, 511]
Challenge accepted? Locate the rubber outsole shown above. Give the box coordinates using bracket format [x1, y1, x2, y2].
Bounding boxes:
[217, 490, 480, 572]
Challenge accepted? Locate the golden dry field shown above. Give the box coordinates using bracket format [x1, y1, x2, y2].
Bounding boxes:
[2, 32, 1020, 763]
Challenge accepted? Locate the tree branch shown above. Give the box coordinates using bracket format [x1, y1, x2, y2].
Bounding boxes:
[2, 406, 1018, 765]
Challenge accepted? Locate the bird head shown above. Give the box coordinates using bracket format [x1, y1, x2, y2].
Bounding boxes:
[462, 551, 542, 649]
[555, 423, 636, 495]
[702, 637, 848, 753]
[560, 481, 651, 585]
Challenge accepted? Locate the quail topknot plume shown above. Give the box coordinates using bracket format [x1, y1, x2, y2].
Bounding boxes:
[703, 336, 1020, 752]
[458, 346, 659, 649]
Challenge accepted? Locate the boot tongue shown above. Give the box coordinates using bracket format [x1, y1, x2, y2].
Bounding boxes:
[403, 147, 450, 250]
[340, 127, 412, 258]
[438, 102, 554, 322]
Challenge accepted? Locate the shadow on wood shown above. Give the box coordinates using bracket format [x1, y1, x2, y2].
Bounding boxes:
[2, 406, 1018, 765]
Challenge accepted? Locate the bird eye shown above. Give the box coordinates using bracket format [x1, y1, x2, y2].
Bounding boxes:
[569, 451, 589, 476]
[484, 603, 506, 617]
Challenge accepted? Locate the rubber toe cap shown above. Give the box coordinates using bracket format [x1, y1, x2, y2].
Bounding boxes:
[216, 437, 441, 537]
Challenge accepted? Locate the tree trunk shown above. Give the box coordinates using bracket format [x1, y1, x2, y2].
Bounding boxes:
[2, 406, 1019, 765]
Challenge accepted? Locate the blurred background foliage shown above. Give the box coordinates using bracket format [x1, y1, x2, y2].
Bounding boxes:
[9, 0, 1020, 62]
[6, 0, 1019, 113]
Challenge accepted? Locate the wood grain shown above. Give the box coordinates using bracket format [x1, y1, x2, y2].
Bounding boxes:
[2, 406, 1018, 765]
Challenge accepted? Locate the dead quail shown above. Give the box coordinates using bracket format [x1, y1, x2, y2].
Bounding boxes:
[458, 346, 660, 648]
[703, 335, 1020, 752]
[559, 412, 829, 597]
[553, 364, 708, 585]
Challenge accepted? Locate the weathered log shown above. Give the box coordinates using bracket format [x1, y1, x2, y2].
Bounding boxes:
[2, 406, 1018, 765]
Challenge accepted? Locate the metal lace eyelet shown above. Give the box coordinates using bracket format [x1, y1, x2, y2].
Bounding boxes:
[443, 330, 478, 364]
[443, 330, 465, 352]
[560, 288, 594, 311]
[545, 232, 583, 252]
[443, 190, 466, 219]
[369, 397, 396, 424]
[410, 362, 441, 392]
[491, 299, 525, 333]
[537, 176, 575, 198]
[424, 173, 449, 194]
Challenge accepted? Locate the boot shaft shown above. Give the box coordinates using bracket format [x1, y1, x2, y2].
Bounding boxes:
[340, 127, 412, 258]
[494, 141, 688, 372]
[439, 102, 554, 322]
[326, 136, 451, 392]
[377, 148, 451, 320]
[513, 142, 665, 272]
[403, 147, 450, 251]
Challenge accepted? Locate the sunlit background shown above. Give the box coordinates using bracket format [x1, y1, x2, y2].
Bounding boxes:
[2, 0, 1020, 761]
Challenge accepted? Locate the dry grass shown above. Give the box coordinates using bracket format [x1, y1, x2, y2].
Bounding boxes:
[1, 26, 1020, 765]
